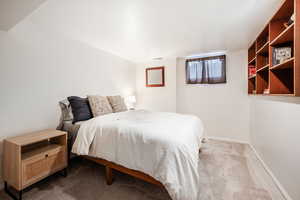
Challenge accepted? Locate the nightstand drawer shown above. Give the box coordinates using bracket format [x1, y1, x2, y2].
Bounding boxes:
[22, 156, 48, 187]
[22, 144, 65, 187]
[47, 150, 65, 172]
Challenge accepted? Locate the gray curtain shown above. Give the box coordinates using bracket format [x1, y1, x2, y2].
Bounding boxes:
[186, 55, 226, 84]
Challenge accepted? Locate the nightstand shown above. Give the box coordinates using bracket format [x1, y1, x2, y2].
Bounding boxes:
[2, 129, 68, 200]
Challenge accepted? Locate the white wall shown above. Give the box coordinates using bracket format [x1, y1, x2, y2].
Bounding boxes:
[250, 97, 300, 200]
[0, 20, 136, 182]
[136, 58, 177, 112]
[176, 50, 250, 142]
[0, 0, 46, 31]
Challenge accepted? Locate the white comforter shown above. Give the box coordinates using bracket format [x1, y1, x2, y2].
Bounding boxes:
[72, 110, 204, 200]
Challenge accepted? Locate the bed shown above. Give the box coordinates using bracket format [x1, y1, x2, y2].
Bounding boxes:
[59, 106, 204, 200]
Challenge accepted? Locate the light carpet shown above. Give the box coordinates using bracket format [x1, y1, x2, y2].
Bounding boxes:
[0, 139, 282, 200]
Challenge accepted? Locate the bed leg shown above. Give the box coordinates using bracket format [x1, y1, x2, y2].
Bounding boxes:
[105, 166, 113, 185]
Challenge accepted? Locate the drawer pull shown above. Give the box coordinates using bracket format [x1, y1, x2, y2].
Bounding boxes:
[45, 154, 48, 158]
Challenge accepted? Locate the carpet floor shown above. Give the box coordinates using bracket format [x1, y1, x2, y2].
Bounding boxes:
[0, 139, 281, 200]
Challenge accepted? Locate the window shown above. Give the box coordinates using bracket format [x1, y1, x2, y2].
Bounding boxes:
[186, 55, 226, 84]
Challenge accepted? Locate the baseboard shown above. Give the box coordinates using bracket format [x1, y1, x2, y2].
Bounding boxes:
[206, 136, 249, 144]
[249, 144, 293, 200]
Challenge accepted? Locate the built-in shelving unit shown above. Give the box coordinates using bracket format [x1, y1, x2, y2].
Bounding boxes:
[248, 0, 300, 96]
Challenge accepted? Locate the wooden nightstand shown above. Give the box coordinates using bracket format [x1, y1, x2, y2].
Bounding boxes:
[2, 129, 68, 200]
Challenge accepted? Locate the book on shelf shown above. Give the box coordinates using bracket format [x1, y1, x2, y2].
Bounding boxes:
[283, 14, 294, 28]
[248, 65, 256, 76]
[272, 47, 292, 65]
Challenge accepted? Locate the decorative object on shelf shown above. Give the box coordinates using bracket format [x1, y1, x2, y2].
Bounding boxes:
[284, 13, 295, 28]
[283, 22, 289, 28]
[248, 65, 256, 76]
[288, 13, 295, 25]
[272, 47, 292, 65]
[263, 88, 270, 94]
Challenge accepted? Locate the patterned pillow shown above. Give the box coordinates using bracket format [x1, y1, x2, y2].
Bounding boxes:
[107, 95, 128, 113]
[59, 99, 73, 122]
[88, 95, 113, 117]
[57, 99, 74, 130]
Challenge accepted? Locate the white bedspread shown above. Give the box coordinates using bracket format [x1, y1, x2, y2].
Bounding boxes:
[72, 110, 204, 200]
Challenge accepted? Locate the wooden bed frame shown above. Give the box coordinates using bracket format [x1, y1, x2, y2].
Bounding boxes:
[81, 141, 204, 187]
[83, 155, 164, 187]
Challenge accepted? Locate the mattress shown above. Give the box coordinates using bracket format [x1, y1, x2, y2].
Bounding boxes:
[72, 110, 204, 200]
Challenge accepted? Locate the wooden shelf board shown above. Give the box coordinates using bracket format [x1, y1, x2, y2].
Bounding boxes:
[6, 129, 66, 146]
[268, 93, 295, 96]
[248, 93, 295, 96]
[257, 64, 269, 72]
[270, 23, 294, 46]
[248, 57, 256, 65]
[254, 93, 269, 96]
[22, 144, 62, 161]
[257, 41, 269, 55]
[270, 57, 294, 70]
[249, 42, 256, 49]
[248, 0, 297, 97]
[248, 74, 256, 79]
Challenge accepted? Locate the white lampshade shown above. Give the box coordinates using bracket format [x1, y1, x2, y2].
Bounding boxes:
[126, 95, 136, 104]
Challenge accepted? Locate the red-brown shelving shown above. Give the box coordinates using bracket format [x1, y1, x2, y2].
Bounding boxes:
[248, 0, 299, 96]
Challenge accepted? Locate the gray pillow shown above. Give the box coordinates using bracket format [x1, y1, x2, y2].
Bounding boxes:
[57, 99, 73, 130]
[59, 99, 73, 121]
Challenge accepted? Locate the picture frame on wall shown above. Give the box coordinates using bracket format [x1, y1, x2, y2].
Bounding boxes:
[145, 66, 165, 87]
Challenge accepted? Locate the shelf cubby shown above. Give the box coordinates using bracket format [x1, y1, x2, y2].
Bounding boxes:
[257, 41, 269, 55]
[248, 43, 256, 63]
[257, 69, 269, 94]
[248, 0, 299, 96]
[269, 0, 294, 41]
[270, 67, 294, 94]
[256, 25, 269, 51]
[248, 76, 256, 94]
[270, 57, 294, 70]
[270, 23, 294, 46]
[257, 54, 269, 70]
[257, 64, 269, 72]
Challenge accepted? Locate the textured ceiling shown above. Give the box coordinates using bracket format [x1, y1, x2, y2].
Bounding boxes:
[4, 0, 283, 61]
